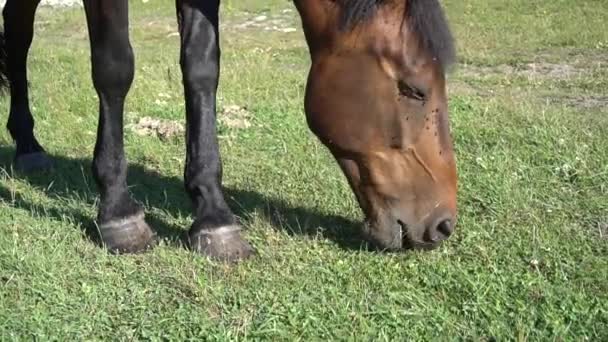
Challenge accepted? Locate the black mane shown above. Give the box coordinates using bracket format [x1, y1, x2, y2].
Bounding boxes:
[338, 0, 456, 69]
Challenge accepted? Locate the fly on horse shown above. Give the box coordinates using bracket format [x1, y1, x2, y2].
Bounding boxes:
[0, 0, 457, 261]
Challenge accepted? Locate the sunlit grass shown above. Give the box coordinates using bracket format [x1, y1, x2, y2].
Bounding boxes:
[0, 0, 607, 339]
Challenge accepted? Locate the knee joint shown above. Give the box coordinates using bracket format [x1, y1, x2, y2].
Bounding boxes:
[180, 49, 218, 91]
[91, 43, 134, 98]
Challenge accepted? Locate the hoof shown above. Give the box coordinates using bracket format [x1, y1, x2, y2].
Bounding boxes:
[188, 225, 254, 262]
[15, 152, 53, 172]
[98, 211, 156, 254]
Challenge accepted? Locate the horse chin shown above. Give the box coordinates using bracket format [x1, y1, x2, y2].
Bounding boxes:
[361, 217, 404, 251]
[401, 239, 442, 251]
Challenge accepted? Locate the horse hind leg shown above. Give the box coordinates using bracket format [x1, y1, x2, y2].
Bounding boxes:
[83, 0, 155, 254]
[1, 0, 52, 172]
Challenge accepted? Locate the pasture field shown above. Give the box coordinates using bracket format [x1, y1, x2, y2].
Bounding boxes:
[1, 0, 607, 340]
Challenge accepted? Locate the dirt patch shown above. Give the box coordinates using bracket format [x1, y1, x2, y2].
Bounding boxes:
[454, 54, 608, 109]
[228, 9, 297, 33]
[547, 95, 608, 110]
[0, 0, 81, 7]
[457, 62, 584, 80]
[219, 105, 252, 129]
[524, 63, 579, 78]
[127, 116, 184, 141]
[456, 50, 608, 80]
[457, 49, 608, 81]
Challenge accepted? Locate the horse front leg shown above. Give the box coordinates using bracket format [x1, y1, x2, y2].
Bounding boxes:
[2, 0, 52, 172]
[83, 0, 155, 254]
[176, 0, 253, 261]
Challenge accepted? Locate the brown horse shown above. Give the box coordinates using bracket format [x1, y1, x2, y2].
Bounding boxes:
[0, 0, 457, 261]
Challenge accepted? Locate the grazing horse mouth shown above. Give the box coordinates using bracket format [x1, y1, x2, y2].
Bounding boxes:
[397, 219, 439, 250]
[361, 204, 456, 251]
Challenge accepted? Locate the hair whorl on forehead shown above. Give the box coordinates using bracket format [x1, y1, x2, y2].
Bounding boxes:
[338, 0, 456, 69]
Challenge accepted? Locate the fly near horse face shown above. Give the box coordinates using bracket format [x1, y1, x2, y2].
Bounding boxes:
[0, 0, 458, 261]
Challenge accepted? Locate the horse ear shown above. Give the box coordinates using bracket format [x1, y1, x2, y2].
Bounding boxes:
[294, 0, 331, 23]
[294, 1, 336, 51]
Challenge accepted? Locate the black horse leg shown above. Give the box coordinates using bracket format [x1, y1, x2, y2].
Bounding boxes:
[2, 0, 52, 171]
[176, 0, 253, 261]
[83, 0, 154, 254]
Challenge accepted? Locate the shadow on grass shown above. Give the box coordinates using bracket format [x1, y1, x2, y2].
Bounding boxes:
[0, 146, 368, 252]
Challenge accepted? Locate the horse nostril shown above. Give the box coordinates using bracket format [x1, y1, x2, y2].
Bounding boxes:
[437, 219, 453, 237]
[425, 219, 453, 243]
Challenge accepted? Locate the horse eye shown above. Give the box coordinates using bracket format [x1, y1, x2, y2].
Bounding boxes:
[397, 80, 426, 102]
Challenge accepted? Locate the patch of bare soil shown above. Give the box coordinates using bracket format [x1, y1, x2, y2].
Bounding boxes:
[454, 52, 608, 109]
[228, 9, 298, 33]
[0, 0, 81, 7]
[551, 95, 608, 110]
[457, 62, 584, 79]
[127, 117, 185, 141]
[457, 49, 608, 80]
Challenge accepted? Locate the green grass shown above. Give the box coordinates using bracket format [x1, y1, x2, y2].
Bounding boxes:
[1, 0, 607, 340]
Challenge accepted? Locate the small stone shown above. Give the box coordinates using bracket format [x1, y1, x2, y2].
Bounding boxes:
[599, 222, 608, 239]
